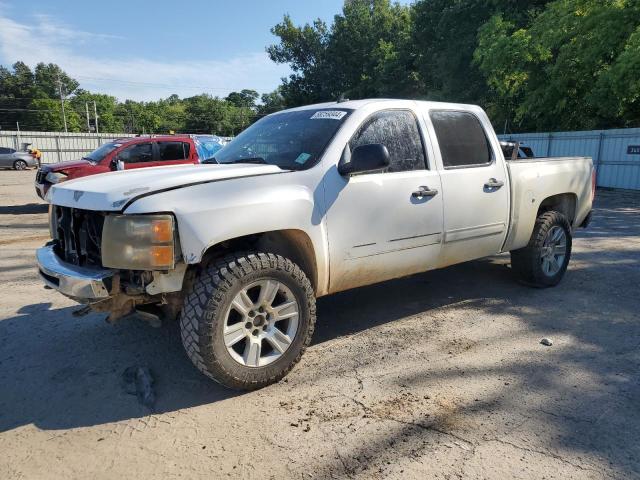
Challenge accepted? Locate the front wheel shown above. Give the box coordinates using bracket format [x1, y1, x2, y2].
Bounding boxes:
[511, 211, 572, 287]
[179, 252, 316, 390]
[13, 160, 27, 170]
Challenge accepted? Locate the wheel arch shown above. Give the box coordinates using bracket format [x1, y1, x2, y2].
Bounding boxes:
[537, 193, 577, 226]
[199, 229, 319, 294]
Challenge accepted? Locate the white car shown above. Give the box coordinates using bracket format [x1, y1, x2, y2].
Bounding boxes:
[38, 99, 595, 390]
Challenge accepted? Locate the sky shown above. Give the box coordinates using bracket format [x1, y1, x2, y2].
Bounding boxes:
[0, 0, 374, 101]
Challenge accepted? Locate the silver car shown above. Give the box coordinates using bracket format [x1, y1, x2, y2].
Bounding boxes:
[0, 147, 38, 170]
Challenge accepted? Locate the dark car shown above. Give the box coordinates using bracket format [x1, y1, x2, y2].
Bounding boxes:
[35, 134, 228, 199]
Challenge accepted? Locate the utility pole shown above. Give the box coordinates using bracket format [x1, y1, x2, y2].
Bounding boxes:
[85, 102, 91, 132]
[16, 121, 21, 148]
[57, 73, 68, 133]
[93, 101, 99, 134]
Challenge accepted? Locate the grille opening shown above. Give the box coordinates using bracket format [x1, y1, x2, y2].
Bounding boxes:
[52, 206, 105, 267]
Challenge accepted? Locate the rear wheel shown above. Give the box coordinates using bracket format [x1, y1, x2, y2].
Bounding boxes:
[13, 160, 27, 170]
[179, 252, 316, 390]
[511, 211, 572, 287]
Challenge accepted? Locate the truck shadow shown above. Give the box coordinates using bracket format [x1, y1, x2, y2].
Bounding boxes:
[0, 303, 239, 432]
[310, 251, 640, 477]
[0, 203, 48, 215]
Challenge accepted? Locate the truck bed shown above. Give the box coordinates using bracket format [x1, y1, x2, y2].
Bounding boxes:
[503, 156, 593, 252]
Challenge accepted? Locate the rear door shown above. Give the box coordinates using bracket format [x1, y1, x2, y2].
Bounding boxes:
[0, 147, 16, 167]
[425, 109, 510, 266]
[156, 141, 194, 166]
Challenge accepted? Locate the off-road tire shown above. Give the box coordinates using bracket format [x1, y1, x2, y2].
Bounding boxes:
[511, 210, 572, 287]
[13, 160, 27, 170]
[179, 252, 316, 390]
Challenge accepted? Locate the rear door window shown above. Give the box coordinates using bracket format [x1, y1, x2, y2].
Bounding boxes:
[158, 141, 190, 161]
[0, 147, 15, 154]
[349, 110, 427, 173]
[118, 143, 154, 164]
[430, 111, 493, 168]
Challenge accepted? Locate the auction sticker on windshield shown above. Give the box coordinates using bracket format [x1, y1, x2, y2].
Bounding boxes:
[311, 110, 347, 120]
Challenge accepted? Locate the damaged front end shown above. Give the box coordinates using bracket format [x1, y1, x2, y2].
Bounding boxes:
[37, 205, 187, 323]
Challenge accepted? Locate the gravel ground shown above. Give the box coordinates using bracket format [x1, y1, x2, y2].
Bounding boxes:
[0, 170, 639, 479]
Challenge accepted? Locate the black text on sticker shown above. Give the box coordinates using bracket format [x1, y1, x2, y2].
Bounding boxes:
[311, 111, 347, 120]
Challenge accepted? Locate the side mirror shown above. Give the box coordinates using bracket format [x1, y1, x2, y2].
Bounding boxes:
[111, 157, 124, 171]
[338, 143, 390, 176]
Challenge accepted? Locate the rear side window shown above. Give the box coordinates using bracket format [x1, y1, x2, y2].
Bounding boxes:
[350, 110, 426, 173]
[0, 147, 15, 154]
[430, 111, 493, 168]
[158, 141, 190, 161]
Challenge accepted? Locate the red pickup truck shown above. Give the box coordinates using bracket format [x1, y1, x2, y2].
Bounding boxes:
[35, 134, 227, 199]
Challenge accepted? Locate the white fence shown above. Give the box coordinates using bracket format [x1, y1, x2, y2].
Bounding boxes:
[0, 130, 136, 164]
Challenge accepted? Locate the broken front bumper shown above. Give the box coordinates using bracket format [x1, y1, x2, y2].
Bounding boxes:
[36, 244, 115, 301]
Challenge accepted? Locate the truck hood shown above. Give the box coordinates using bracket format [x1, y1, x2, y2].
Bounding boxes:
[47, 163, 285, 211]
[42, 159, 93, 172]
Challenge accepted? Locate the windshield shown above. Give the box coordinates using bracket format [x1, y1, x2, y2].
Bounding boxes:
[194, 135, 227, 162]
[84, 142, 119, 163]
[211, 108, 352, 170]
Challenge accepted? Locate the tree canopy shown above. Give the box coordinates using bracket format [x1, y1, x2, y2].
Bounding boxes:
[268, 0, 640, 132]
[0, 62, 264, 134]
[1, 0, 638, 134]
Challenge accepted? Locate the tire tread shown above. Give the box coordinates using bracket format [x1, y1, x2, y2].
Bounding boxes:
[511, 210, 572, 287]
[179, 251, 316, 390]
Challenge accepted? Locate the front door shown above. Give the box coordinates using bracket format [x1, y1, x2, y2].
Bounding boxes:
[117, 142, 155, 170]
[426, 109, 510, 266]
[325, 109, 444, 293]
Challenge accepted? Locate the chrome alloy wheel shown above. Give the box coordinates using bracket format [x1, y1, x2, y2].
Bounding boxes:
[540, 226, 567, 276]
[223, 279, 300, 367]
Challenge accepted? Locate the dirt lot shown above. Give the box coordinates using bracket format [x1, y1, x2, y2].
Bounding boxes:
[0, 170, 639, 480]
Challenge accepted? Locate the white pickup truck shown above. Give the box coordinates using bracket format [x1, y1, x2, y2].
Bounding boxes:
[37, 99, 595, 390]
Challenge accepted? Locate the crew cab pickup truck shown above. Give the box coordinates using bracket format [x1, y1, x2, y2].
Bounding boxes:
[34, 134, 228, 199]
[36, 99, 595, 390]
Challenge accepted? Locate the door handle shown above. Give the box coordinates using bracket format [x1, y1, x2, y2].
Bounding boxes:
[412, 186, 439, 198]
[484, 178, 504, 189]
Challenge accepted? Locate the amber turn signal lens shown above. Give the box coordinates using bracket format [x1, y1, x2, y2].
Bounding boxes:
[150, 246, 174, 267]
[151, 219, 173, 243]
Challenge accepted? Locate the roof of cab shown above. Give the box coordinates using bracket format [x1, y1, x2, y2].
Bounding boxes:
[274, 98, 482, 114]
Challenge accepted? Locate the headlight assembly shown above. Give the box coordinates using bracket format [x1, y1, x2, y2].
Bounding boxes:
[45, 171, 68, 184]
[101, 214, 176, 270]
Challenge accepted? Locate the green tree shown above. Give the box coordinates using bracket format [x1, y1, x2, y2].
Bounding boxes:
[30, 98, 82, 131]
[257, 88, 287, 115]
[267, 0, 416, 105]
[267, 15, 332, 105]
[475, 0, 640, 131]
[69, 90, 124, 133]
[226, 89, 259, 109]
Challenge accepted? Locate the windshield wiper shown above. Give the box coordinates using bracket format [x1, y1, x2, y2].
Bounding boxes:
[226, 157, 269, 165]
[201, 157, 218, 164]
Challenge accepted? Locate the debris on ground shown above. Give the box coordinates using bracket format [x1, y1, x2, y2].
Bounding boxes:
[122, 366, 155, 408]
[540, 338, 553, 346]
